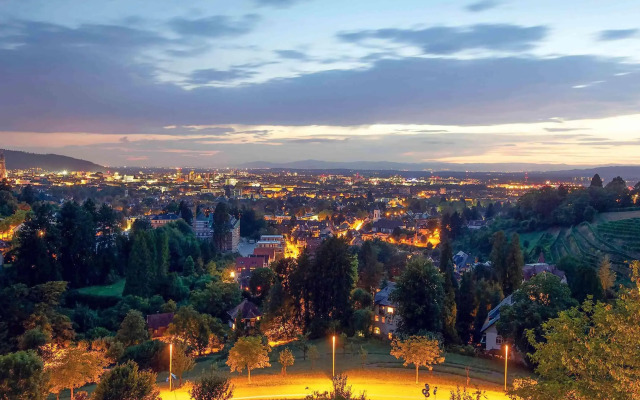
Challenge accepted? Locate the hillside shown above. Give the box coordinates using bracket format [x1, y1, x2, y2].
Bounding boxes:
[521, 211, 640, 276]
[1, 149, 103, 172]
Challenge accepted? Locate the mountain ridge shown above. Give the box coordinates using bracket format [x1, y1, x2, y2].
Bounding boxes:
[1, 149, 104, 172]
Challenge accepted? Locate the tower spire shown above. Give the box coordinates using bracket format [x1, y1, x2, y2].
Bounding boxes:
[0, 150, 7, 180]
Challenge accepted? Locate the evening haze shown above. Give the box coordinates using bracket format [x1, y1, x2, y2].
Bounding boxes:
[1, 0, 640, 168]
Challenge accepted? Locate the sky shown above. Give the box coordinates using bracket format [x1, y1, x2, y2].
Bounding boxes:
[1, 0, 640, 169]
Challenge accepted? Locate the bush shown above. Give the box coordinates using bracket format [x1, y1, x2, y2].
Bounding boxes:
[190, 371, 234, 400]
[119, 340, 167, 372]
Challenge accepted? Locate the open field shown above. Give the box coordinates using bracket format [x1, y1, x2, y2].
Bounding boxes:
[75, 279, 125, 297]
[54, 338, 527, 400]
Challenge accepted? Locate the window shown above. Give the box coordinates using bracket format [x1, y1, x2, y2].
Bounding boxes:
[374, 315, 379, 322]
[387, 307, 394, 314]
[381, 316, 386, 323]
[496, 335, 503, 345]
[374, 327, 380, 335]
[388, 332, 393, 340]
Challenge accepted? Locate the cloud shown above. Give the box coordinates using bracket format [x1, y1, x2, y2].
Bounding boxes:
[169, 15, 260, 37]
[253, 0, 308, 7]
[466, 0, 501, 12]
[544, 128, 590, 132]
[598, 29, 638, 41]
[1, 20, 640, 133]
[338, 24, 547, 54]
[275, 50, 308, 60]
[188, 68, 256, 84]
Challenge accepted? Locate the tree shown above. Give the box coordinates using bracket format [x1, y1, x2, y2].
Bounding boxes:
[391, 258, 445, 334]
[503, 233, 524, 295]
[509, 261, 640, 400]
[390, 335, 445, 384]
[278, 348, 295, 376]
[439, 239, 459, 344]
[358, 241, 383, 294]
[116, 310, 149, 347]
[92, 361, 160, 400]
[498, 273, 577, 357]
[590, 173, 603, 188]
[171, 344, 195, 387]
[14, 204, 61, 286]
[226, 336, 271, 383]
[189, 371, 234, 400]
[308, 345, 320, 370]
[456, 272, 477, 344]
[0, 351, 48, 400]
[168, 306, 224, 356]
[183, 255, 196, 276]
[213, 202, 230, 251]
[124, 231, 152, 297]
[490, 231, 508, 287]
[249, 268, 276, 300]
[598, 255, 616, 297]
[58, 201, 96, 287]
[48, 346, 109, 400]
[179, 200, 194, 225]
[308, 237, 358, 331]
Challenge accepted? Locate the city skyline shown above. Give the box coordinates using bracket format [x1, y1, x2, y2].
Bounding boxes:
[1, 0, 640, 167]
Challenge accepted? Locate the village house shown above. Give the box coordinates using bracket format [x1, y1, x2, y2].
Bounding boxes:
[373, 283, 399, 340]
[228, 299, 261, 330]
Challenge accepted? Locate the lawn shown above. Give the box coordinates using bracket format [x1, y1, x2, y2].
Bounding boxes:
[54, 337, 529, 400]
[76, 279, 125, 297]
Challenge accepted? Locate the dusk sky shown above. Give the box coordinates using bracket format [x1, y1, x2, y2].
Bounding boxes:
[1, 0, 640, 168]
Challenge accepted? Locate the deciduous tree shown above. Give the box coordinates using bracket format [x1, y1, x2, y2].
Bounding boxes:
[226, 336, 271, 383]
[92, 360, 160, 400]
[390, 335, 445, 384]
[278, 348, 294, 376]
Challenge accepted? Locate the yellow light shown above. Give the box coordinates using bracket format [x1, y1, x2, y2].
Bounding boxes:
[230, 271, 236, 278]
[332, 335, 336, 378]
[169, 343, 173, 392]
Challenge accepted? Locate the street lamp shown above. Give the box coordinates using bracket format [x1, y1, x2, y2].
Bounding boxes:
[169, 343, 173, 392]
[332, 335, 336, 378]
[504, 345, 508, 391]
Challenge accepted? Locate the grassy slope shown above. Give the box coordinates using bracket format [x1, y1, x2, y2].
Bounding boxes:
[76, 279, 125, 297]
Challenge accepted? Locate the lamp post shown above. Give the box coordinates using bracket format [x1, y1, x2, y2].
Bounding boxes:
[332, 335, 336, 378]
[504, 345, 508, 391]
[169, 343, 173, 392]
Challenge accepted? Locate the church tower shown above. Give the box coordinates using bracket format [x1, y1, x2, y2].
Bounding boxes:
[0, 151, 7, 180]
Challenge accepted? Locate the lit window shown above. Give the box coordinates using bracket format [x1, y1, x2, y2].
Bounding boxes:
[381, 317, 386, 323]
[374, 327, 380, 335]
[388, 332, 393, 340]
[375, 315, 379, 322]
[387, 307, 394, 314]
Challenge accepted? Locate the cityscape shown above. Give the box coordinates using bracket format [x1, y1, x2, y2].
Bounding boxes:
[1, 1, 640, 400]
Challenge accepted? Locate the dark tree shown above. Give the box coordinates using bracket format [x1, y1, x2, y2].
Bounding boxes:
[503, 233, 524, 296]
[124, 231, 152, 297]
[392, 257, 445, 335]
[590, 173, 603, 188]
[357, 241, 383, 294]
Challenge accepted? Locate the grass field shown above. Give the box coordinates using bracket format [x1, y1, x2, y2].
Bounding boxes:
[76, 279, 125, 297]
[55, 338, 527, 400]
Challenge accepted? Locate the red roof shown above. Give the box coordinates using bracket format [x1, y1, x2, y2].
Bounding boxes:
[253, 247, 277, 261]
[235, 257, 266, 270]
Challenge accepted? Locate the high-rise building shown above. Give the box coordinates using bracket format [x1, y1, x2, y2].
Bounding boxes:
[0, 151, 7, 180]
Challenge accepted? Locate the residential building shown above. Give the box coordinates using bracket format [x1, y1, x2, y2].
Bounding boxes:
[149, 213, 180, 229]
[228, 299, 261, 330]
[373, 283, 398, 340]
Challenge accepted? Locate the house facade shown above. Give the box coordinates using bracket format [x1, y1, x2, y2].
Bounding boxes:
[373, 283, 399, 340]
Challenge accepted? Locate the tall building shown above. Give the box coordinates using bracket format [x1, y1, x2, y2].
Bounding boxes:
[0, 151, 7, 180]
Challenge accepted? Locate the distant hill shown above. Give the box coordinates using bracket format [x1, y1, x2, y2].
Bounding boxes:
[240, 159, 640, 179]
[1, 149, 103, 172]
[240, 159, 578, 172]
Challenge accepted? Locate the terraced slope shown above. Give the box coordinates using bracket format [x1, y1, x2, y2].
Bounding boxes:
[523, 217, 640, 276]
